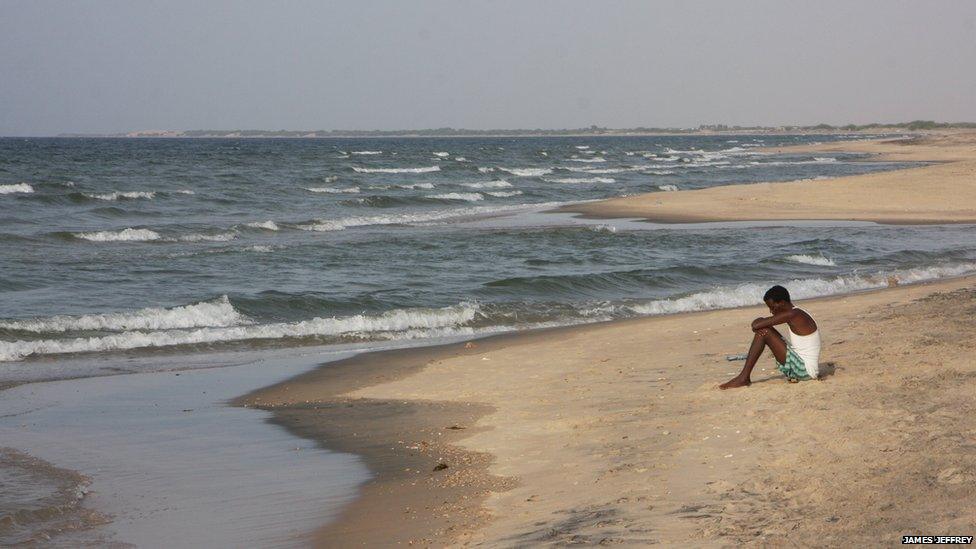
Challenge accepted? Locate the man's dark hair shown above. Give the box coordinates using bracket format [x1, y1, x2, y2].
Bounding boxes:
[763, 285, 791, 303]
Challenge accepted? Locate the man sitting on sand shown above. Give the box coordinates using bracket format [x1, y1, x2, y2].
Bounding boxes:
[720, 285, 821, 389]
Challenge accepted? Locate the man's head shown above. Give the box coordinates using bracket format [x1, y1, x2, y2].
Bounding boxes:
[763, 285, 792, 313]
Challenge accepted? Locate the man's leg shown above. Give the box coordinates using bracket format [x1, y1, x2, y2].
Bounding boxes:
[719, 326, 788, 389]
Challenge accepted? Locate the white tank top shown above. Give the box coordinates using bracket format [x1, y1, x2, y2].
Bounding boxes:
[787, 307, 821, 378]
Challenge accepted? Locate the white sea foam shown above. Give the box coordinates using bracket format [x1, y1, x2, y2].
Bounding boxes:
[0, 303, 482, 362]
[351, 151, 382, 155]
[352, 166, 440, 174]
[296, 202, 565, 232]
[567, 157, 606, 163]
[0, 183, 35, 194]
[657, 184, 679, 192]
[178, 232, 238, 242]
[560, 166, 642, 174]
[433, 152, 450, 157]
[430, 192, 484, 202]
[485, 190, 523, 197]
[244, 220, 280, 231]
[478, 167, 496, 173]
[0, 296, 248, 334]
[306, 186, 361, 193]
[461, 180, 512, 189]
[395, 183, 435, 190]
[498, 167, 552, 177]
[454, 157, 467, 162]
[626, 263, 976, 317]
[645, 170, 676, 175]
[174, 189, 196, 195]
[544, 177, 616, 184]
[85, 191, 156, 201]
[74, 228, 161, 242]
[786, 254, 837, 267]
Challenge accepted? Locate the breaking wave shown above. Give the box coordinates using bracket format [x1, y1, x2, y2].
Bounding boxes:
[785, 254, 837, 267]
[306, 186, 361, 193]
[566, 157, 606, 163]
[498, 167, 552, 177]
[461, 180, 512, 189]
[544, 177, 615, 184]
[429, 193, 484, 202]
[0, 183, 34, 194]
[625, 262, 976, 316]
[243, 220, 280, 231]
[84, 191, 156, 201]
[73, 228, 161, 242]
[352, 166, 440, 174]
[0, 302, 483, 362]
[0, 296, 247, 334]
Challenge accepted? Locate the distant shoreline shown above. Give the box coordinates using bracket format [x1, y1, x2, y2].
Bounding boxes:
[557, 131, 976, 225]
[31, 121, 975, 139]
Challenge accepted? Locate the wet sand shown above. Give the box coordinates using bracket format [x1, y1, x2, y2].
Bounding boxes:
[557, 131, 976, 224]
[0, 351, 371, 547]
[245, 274, 976, 546]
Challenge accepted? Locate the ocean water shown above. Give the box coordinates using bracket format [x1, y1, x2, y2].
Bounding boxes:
[2, 135, 974, 379]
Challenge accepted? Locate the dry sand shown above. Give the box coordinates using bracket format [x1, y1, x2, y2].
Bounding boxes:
[244, 276, 976, 547]
[558, 132, 976, 224]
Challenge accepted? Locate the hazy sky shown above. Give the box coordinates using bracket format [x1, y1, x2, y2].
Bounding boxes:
[2, 0, 975, 135]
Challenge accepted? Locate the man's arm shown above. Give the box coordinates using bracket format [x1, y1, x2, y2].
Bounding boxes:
[751, 310, 796, 331]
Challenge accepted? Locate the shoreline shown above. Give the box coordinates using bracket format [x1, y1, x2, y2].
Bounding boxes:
[240, 273, 976, 546]
[557, 132, 976, 225]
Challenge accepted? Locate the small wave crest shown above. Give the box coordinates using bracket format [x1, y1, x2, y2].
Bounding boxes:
[544, 177, 615, 184]
[73, 228, 161, 242]
[84, 191, 156, 201]
[0, 295, 248, 334]
[352, 166, 440, 174]
[0, 183, 35, 194]
[429, 193, 484, 202]
[243, 220, 280, 231]
[306, 186, 361, 194]
[461, 180, 512, 189]
[785, 254, 837, 267]
[566, 157, 606, 163]
[71, 228, 236, 243]
[498, 167, 552, 177]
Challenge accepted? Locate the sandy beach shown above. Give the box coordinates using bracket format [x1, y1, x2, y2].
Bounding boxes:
[244, 273, 976, 546]
[240, 133, 976, 546]
[558, 132, 976, 224]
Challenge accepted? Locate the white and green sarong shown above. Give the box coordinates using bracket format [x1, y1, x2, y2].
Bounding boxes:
[776, 345, 812, 381]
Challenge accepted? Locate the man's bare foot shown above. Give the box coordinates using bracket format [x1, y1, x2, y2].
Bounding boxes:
[719, 376, 751, 390]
